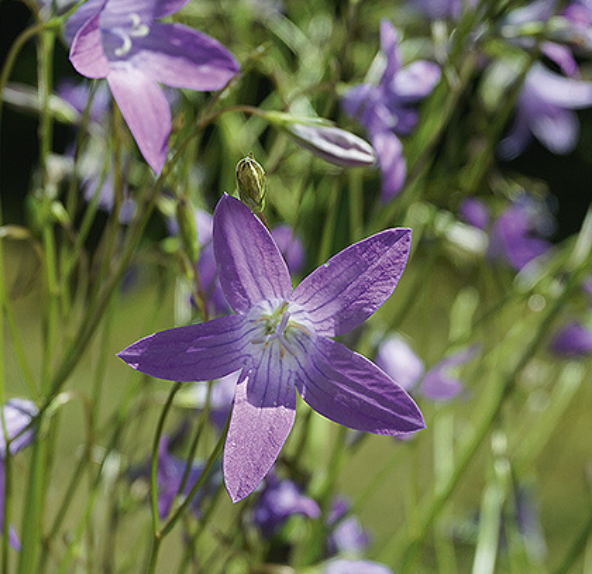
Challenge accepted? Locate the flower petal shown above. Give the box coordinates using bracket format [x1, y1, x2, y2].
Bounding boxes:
[380, 20, 401, 87]
[69, 9, 111, 78]
[391, 61, 441, 102]
[224, 350, 297, 502]
[64, 0, 104, 46]
[213, 194, 292, 314]
[107, 65, 170, 172]
[531, 106, 579, 155]
[117, 314, 250, 381]
[292, 228, 411, 337]
[372, 131, 406, 201]
[295, 337, 425, 435]
[129, 23, 239, 91]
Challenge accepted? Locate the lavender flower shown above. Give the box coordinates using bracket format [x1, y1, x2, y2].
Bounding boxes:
[376, 336, 476, 402]
[253, 474, 320, 538]
[0, 399, 38, 550]
[271, 225, 306, 276]
[65, 0, 239, 173]
[459, 197, 490, 231]
[498, 63, 592, 159]
[119, 193, 424, 502]
[322, 559, 394, 574]
[326, 497, 370, 557]
[550, 321, 592, 357]
[342, 20, 440, 201]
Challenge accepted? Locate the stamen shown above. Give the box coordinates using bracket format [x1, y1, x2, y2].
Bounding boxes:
[112, 13, 150, 57]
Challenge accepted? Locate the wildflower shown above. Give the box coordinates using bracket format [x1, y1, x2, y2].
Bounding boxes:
[326, 497, 370, 557]
[550, 321, 592, 357]
[459, 197, 490, 231]
[0, 399, 38, 550]
[65, 0, 239, 173]
[119, 193, 424, 502]
[253, 474, 320, 538]
[321, 559, 394, 574]
[342, 20, 440, 201]
[376, 335, 476, 401]
[498, 63, 592, 159]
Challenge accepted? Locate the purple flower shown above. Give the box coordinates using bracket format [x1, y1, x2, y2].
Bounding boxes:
[322, 559, 394, 574]
[186, 372, 239, 432]
[342, 20, 440, 201]
[271, 225, 306, 276]
[550, 321, 592, 357]
[487, 197, 554, 271]
[154, 435, 220, 518]
[65, 0, 239, 173]
[498, 63, 592, 159]
[326, 497, 370, 557]
[253, 474, 320, 538]
[376, 336, 476, 402]
[0, 399, 38, 551]
[119, 193, 424, 502]
[459, 197, 490, 231]
[410, 0, 476, 20]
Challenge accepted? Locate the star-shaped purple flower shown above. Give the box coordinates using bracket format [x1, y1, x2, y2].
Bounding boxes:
[65, 0, 239, 173]
[118, 194, 424, 502]
[342, 20, 440, 201]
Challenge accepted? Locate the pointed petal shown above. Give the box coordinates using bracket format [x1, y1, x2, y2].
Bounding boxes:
[292, 228, 411, 337]
[380, 20, 401, 86]
[213, 194, 292, 314]
[64, 0, 105, 46]
[69, 10, 111, 78]
[129, 23, 239, 91]
[107, 66, 170, 172]
[117, 314, 251, 381]
[224, 350, 297, 502]
[295, 337, 424, 435]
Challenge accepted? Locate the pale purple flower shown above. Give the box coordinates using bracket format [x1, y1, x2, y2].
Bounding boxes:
[253, 474, 320, 537]
[326, 497, 370, 557]
[119, 193, 424, 502]
[550, 321, 592, 357]
[342, 20, 440, 201]
[271, 225, 306, 275]
[376, 336, 476, 402]
[0, 399, 38, 551]
[487, 197, 554, 271]
[65, 0, 239, 173]
[459, 197, 490, 231]
[322, 559, 394, 574]
[499, 63, 592, 159]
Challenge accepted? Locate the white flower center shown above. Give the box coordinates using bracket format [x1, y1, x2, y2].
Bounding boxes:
[112, 13, 150, 57]
[249, 301, 313, 359]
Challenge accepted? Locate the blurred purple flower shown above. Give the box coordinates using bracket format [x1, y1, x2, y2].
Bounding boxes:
[65, 0, 239, 173]
[459, 197, 490, 231]
[411, 0, 476, 20]
[119, 193, 424, 502]
[342, 20, 440, 201]
[322, 559, 394, 574]
[188, 372, 239, 432]
[499, 63, 592, 159]
[0, 399, 38, 551]
[154, 435, 221, 518]
[550, 321, 592, 357]
[376, 336, 476, 402]
[56, 78, 111, 123]
[253, 474, 320, 538]
[271, 225, 306, 275]
[326, 497, 370, 557]
[487, 197, 554, 271]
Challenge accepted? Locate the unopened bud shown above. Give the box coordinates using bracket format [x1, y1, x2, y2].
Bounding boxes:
[176, 197, 200, 264]
[265, 111, 376, 168]
[236, 154, 267, 212]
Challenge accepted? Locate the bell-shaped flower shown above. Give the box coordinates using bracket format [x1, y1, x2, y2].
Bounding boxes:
[119, 194, 424, 502]
[342, 20, 440, 201]
[65, 0, 239, 173]
[253, 474, 320, 538]
[499, 63, 592, 159]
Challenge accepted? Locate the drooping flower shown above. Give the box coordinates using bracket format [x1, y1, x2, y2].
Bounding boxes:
[342, 20, 440, 201]
[498, 63, 592, 159]
[549, 321, 592, 357]
[65, 0, 239, 173]
[119, 193, 424, 502]
[0, 399, 38, 550]
[253, 474, 320, 538]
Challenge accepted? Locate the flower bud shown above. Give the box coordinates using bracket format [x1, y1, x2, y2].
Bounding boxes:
[176, 197, 200, 264]
[265, 111, 377, 168]
[236, 154, 266, 212]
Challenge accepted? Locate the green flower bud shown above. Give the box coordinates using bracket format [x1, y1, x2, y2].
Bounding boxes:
[176, 197, 200, 264]
[236, 154, 267, 212]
